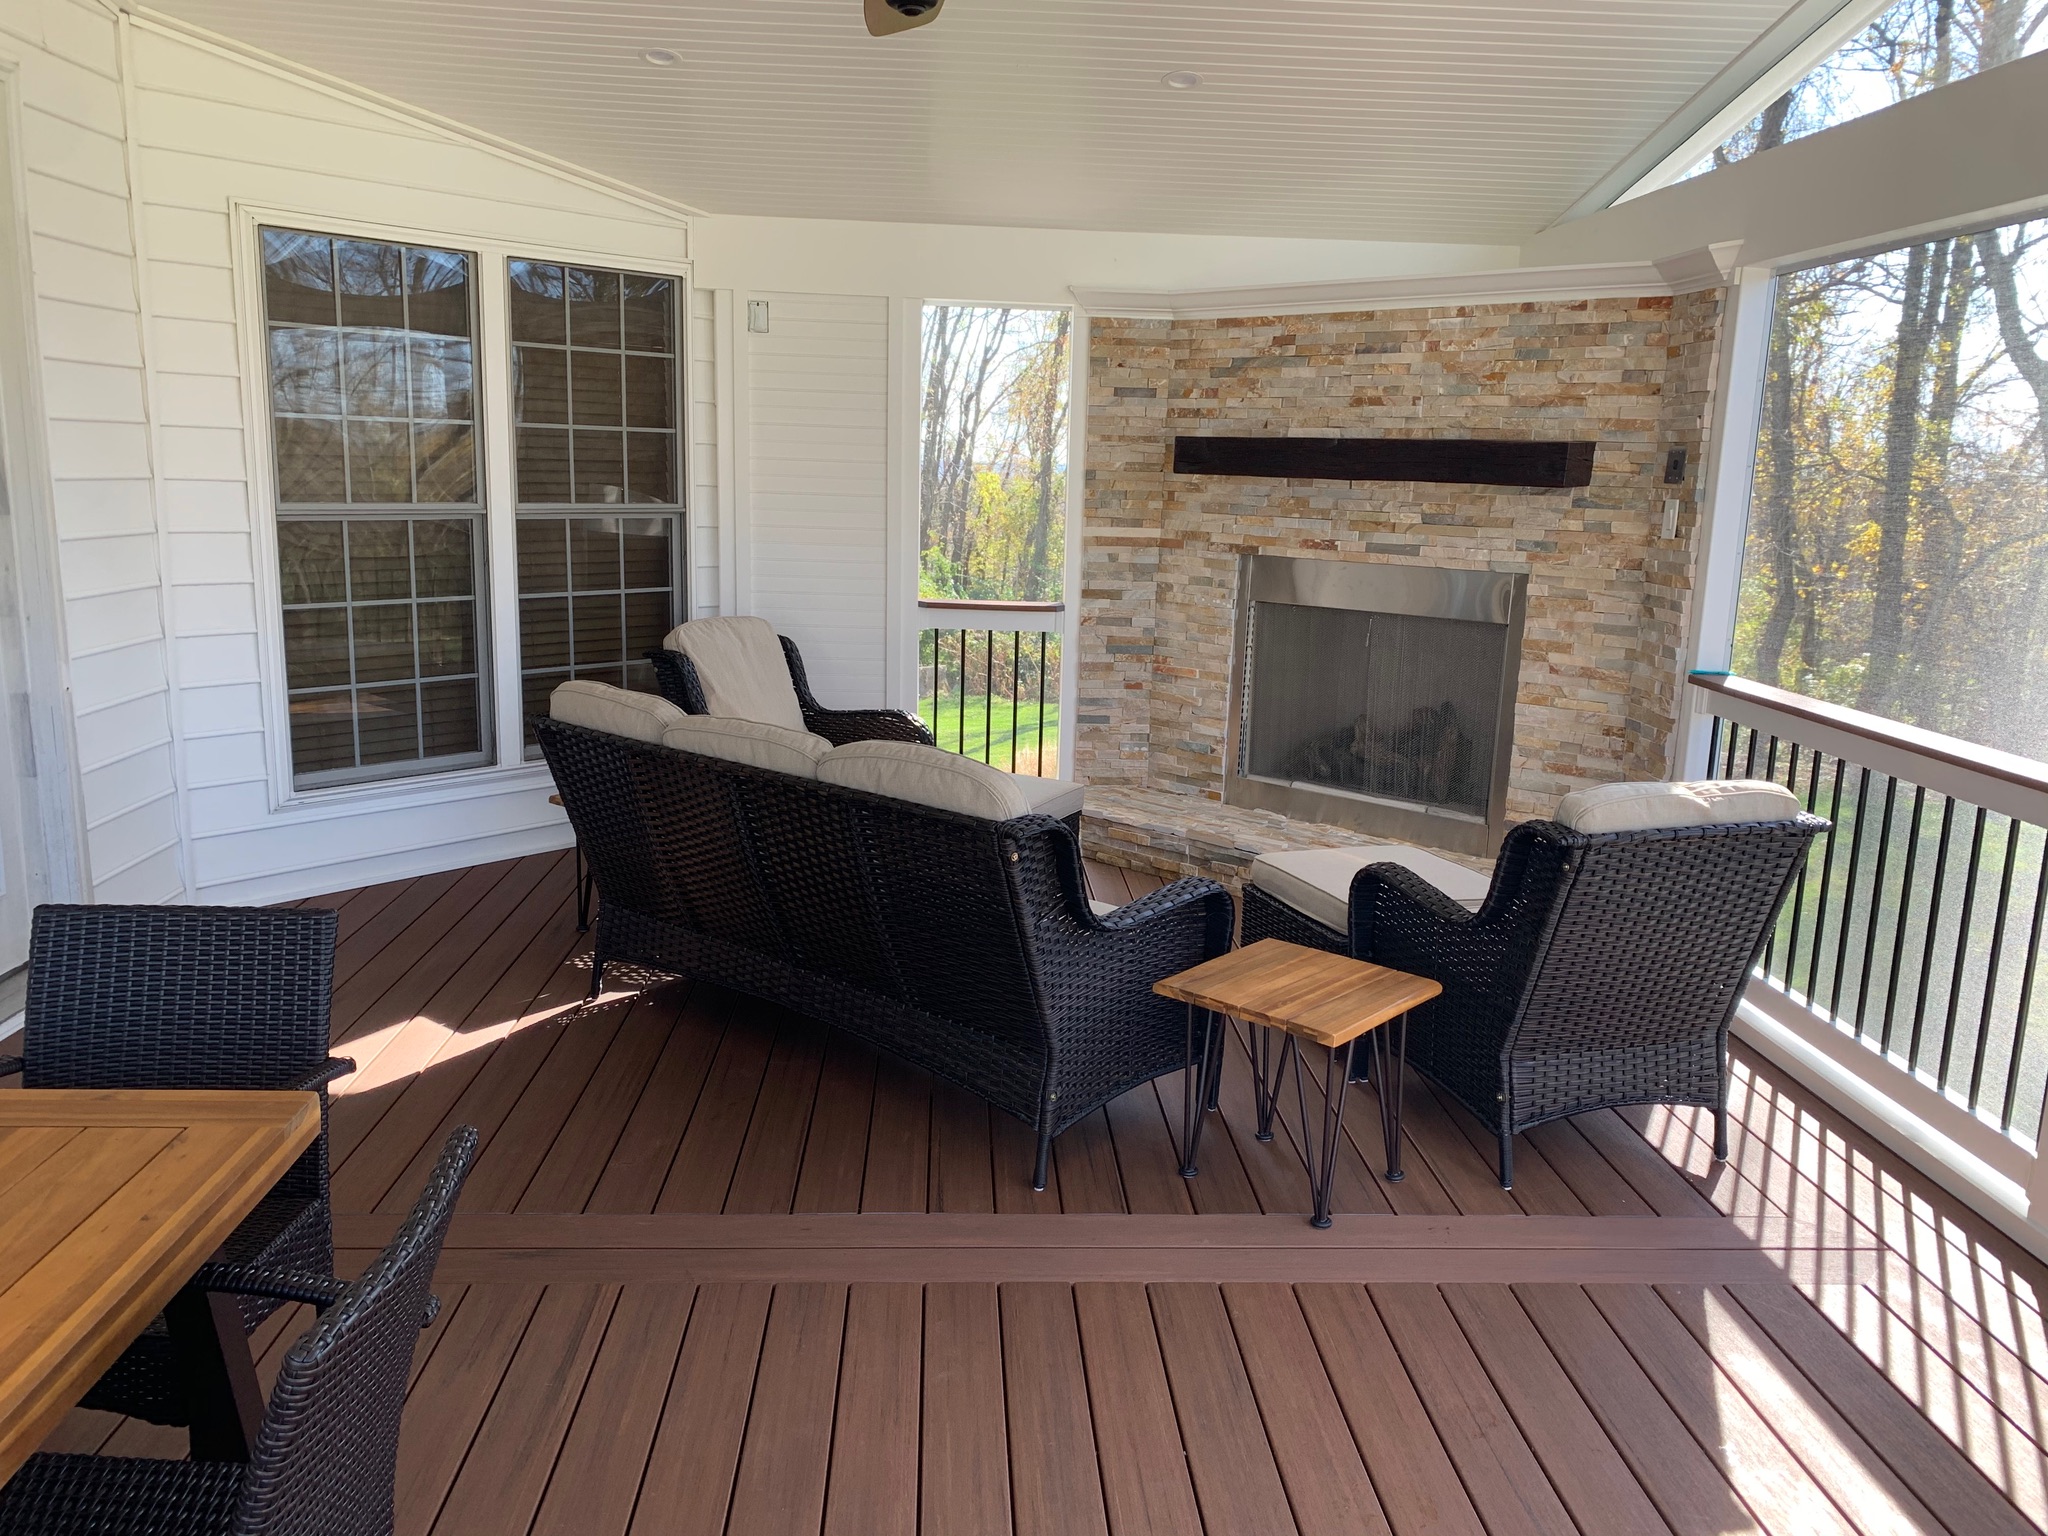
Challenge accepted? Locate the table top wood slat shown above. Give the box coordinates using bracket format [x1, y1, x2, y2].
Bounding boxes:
[1154, 939, 1441, 1049]
[0, 1089, 320, 1485]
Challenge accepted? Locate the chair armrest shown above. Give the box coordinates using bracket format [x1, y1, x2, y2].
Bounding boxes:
[803, 707, 937, 747]
[0, 1055, 21, 1079]
[192, 1264, 348, 1312]
[279, 1057, 355, 1094]
[1087, 877, 1233, 934]
[643, 647, 707, 713]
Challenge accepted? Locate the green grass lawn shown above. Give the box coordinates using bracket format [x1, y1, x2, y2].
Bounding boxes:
[921, 695, 1060, 776]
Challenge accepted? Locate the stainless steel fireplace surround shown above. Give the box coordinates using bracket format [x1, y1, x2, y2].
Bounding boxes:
[1225, 554, 1526, 857]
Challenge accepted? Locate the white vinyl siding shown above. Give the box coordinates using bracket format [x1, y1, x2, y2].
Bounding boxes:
[3, 0, 184, 903]
[744, 292, 889, 706]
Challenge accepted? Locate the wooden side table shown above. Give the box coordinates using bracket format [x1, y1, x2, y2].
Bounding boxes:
[1155, 938, 1442, 1227]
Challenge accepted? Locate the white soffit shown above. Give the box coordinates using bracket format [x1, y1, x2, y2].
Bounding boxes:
[141, 0, 1799, 244]
[1073, 244, 1745, 318]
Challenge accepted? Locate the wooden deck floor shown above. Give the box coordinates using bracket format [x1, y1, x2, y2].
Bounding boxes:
[40, 851, 2048, 1534]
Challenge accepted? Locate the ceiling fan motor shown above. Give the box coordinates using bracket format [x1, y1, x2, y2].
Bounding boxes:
[865, 0, 944, 35]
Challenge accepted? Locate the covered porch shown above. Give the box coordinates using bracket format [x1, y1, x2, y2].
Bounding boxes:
[38, 851, 2047, 1536]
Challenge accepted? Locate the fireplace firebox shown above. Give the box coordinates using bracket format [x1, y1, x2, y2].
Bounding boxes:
[1225, 554, 1526, 856]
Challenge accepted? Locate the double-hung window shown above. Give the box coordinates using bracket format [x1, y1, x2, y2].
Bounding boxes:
[259, 231, 686, 786]
[265, 230, 489, 788]
[508, 261, 684, 750]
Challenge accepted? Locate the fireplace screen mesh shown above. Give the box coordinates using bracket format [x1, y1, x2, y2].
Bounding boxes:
[1242, 601, 1509, 818]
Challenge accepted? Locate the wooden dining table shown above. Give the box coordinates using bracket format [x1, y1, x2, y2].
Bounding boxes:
[0, 1088, 321, 1486]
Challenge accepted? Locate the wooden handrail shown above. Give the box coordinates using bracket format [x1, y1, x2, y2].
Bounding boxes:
[917, 599, 1065, 613]
[1688, 671, 2048, 799]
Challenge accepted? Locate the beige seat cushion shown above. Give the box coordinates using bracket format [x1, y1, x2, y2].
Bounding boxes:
[1014, 774, 1086, 822]
[818, 739, 1082, 822]
[1554, 778, 1802, 834]
[549, 679, 687, 744]
[1249, 844, 1490, 932]
[662, 716, 834, 778]
[663, 615, 806, 733]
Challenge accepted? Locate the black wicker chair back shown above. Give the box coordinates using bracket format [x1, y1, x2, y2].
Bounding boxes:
[646, 630, 935, 746]
[231, 1126, 478, 1536]
[539, 716, 1233, 1186]
[1346, 815, 1827, 1187]
[23, 905, 336, 1090]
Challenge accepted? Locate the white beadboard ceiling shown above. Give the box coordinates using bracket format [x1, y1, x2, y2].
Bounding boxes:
[145, 0, 1799, 242]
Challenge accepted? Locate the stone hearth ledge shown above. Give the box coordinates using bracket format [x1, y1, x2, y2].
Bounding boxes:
[1080, 784, 1493, 894]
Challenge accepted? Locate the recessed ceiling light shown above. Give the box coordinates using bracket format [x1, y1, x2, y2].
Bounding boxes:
[641, 47, 680, 66]
[1160, 70, 1203, 89]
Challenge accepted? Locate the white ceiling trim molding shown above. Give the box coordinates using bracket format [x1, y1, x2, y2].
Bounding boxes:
[127, 6, 708, 228]
[1071, 245, 1745, 321]
[1554, 0, 1895, 225]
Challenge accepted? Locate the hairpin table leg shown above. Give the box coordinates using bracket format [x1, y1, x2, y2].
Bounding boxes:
[1292, 1037, 1357, 1229]
[1249, 1019, 1288, 1142]
[1368, 1012, 1408, 1182]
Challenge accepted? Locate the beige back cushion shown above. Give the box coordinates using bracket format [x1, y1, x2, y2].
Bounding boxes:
[1554, 778, 1803, 834]
[663, 616, 806, 732]
[662, 715, 834, 779]
[817, 740, 1037, 820]
[549, 679, 687, 743]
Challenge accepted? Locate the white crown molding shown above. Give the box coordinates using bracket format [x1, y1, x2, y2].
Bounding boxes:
[1071, 244, 1745, 320]
[125, 5, 708, 228]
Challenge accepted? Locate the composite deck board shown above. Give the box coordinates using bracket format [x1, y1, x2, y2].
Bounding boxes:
[821, 1284, 921, 1536]
[527, 1283, 696, 1536]
[1072, 1283, 1207, 1536]
[36, 852, 2043, 1536]
[999, 1283, 1112, 1536]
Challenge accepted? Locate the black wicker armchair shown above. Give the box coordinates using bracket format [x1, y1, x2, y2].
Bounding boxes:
[0, 1128, 477, 1536]
[538, 715, 1232, 1188]
[646, 630, 934, 746]
[0, 905, 353, 1427]
[1242, 814, 1826, 1188]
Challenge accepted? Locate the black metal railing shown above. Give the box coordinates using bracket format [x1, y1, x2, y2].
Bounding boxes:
[918, 625, 1061, 777]
[1698, 683, 2048, 1143]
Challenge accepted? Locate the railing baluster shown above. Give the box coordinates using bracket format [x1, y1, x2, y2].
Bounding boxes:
[1806, 757, 1848, 1007]
[1742, 727, 1760, 778]
[956, 629, 967, 756]
[1938, 807, 1989, 1090]
[1706, 716, 1724, 776]
[1037, 631, 1049, 777]
[1852, 775, 1898, 1040]
[1782, 745, 1825, 992]
[1009, 630, 1021, 773]
[1909, 797, 1957, 1072]
[1827, 767, 1873, 1021]
[1969, 815, 2022, 1108]
[1879, 785, 1926, 1057]
[2002, 830, 2048, 1134]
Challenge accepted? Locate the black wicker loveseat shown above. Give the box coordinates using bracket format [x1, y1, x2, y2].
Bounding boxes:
[1242, 784, 1825, 1188]
[538, 704, 1233, 1189]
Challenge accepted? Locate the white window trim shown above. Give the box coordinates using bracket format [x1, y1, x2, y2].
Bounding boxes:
[229, 200, 693, 813]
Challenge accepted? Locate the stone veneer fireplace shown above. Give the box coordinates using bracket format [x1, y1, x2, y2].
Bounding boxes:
[1073, 289, 1722, 862]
